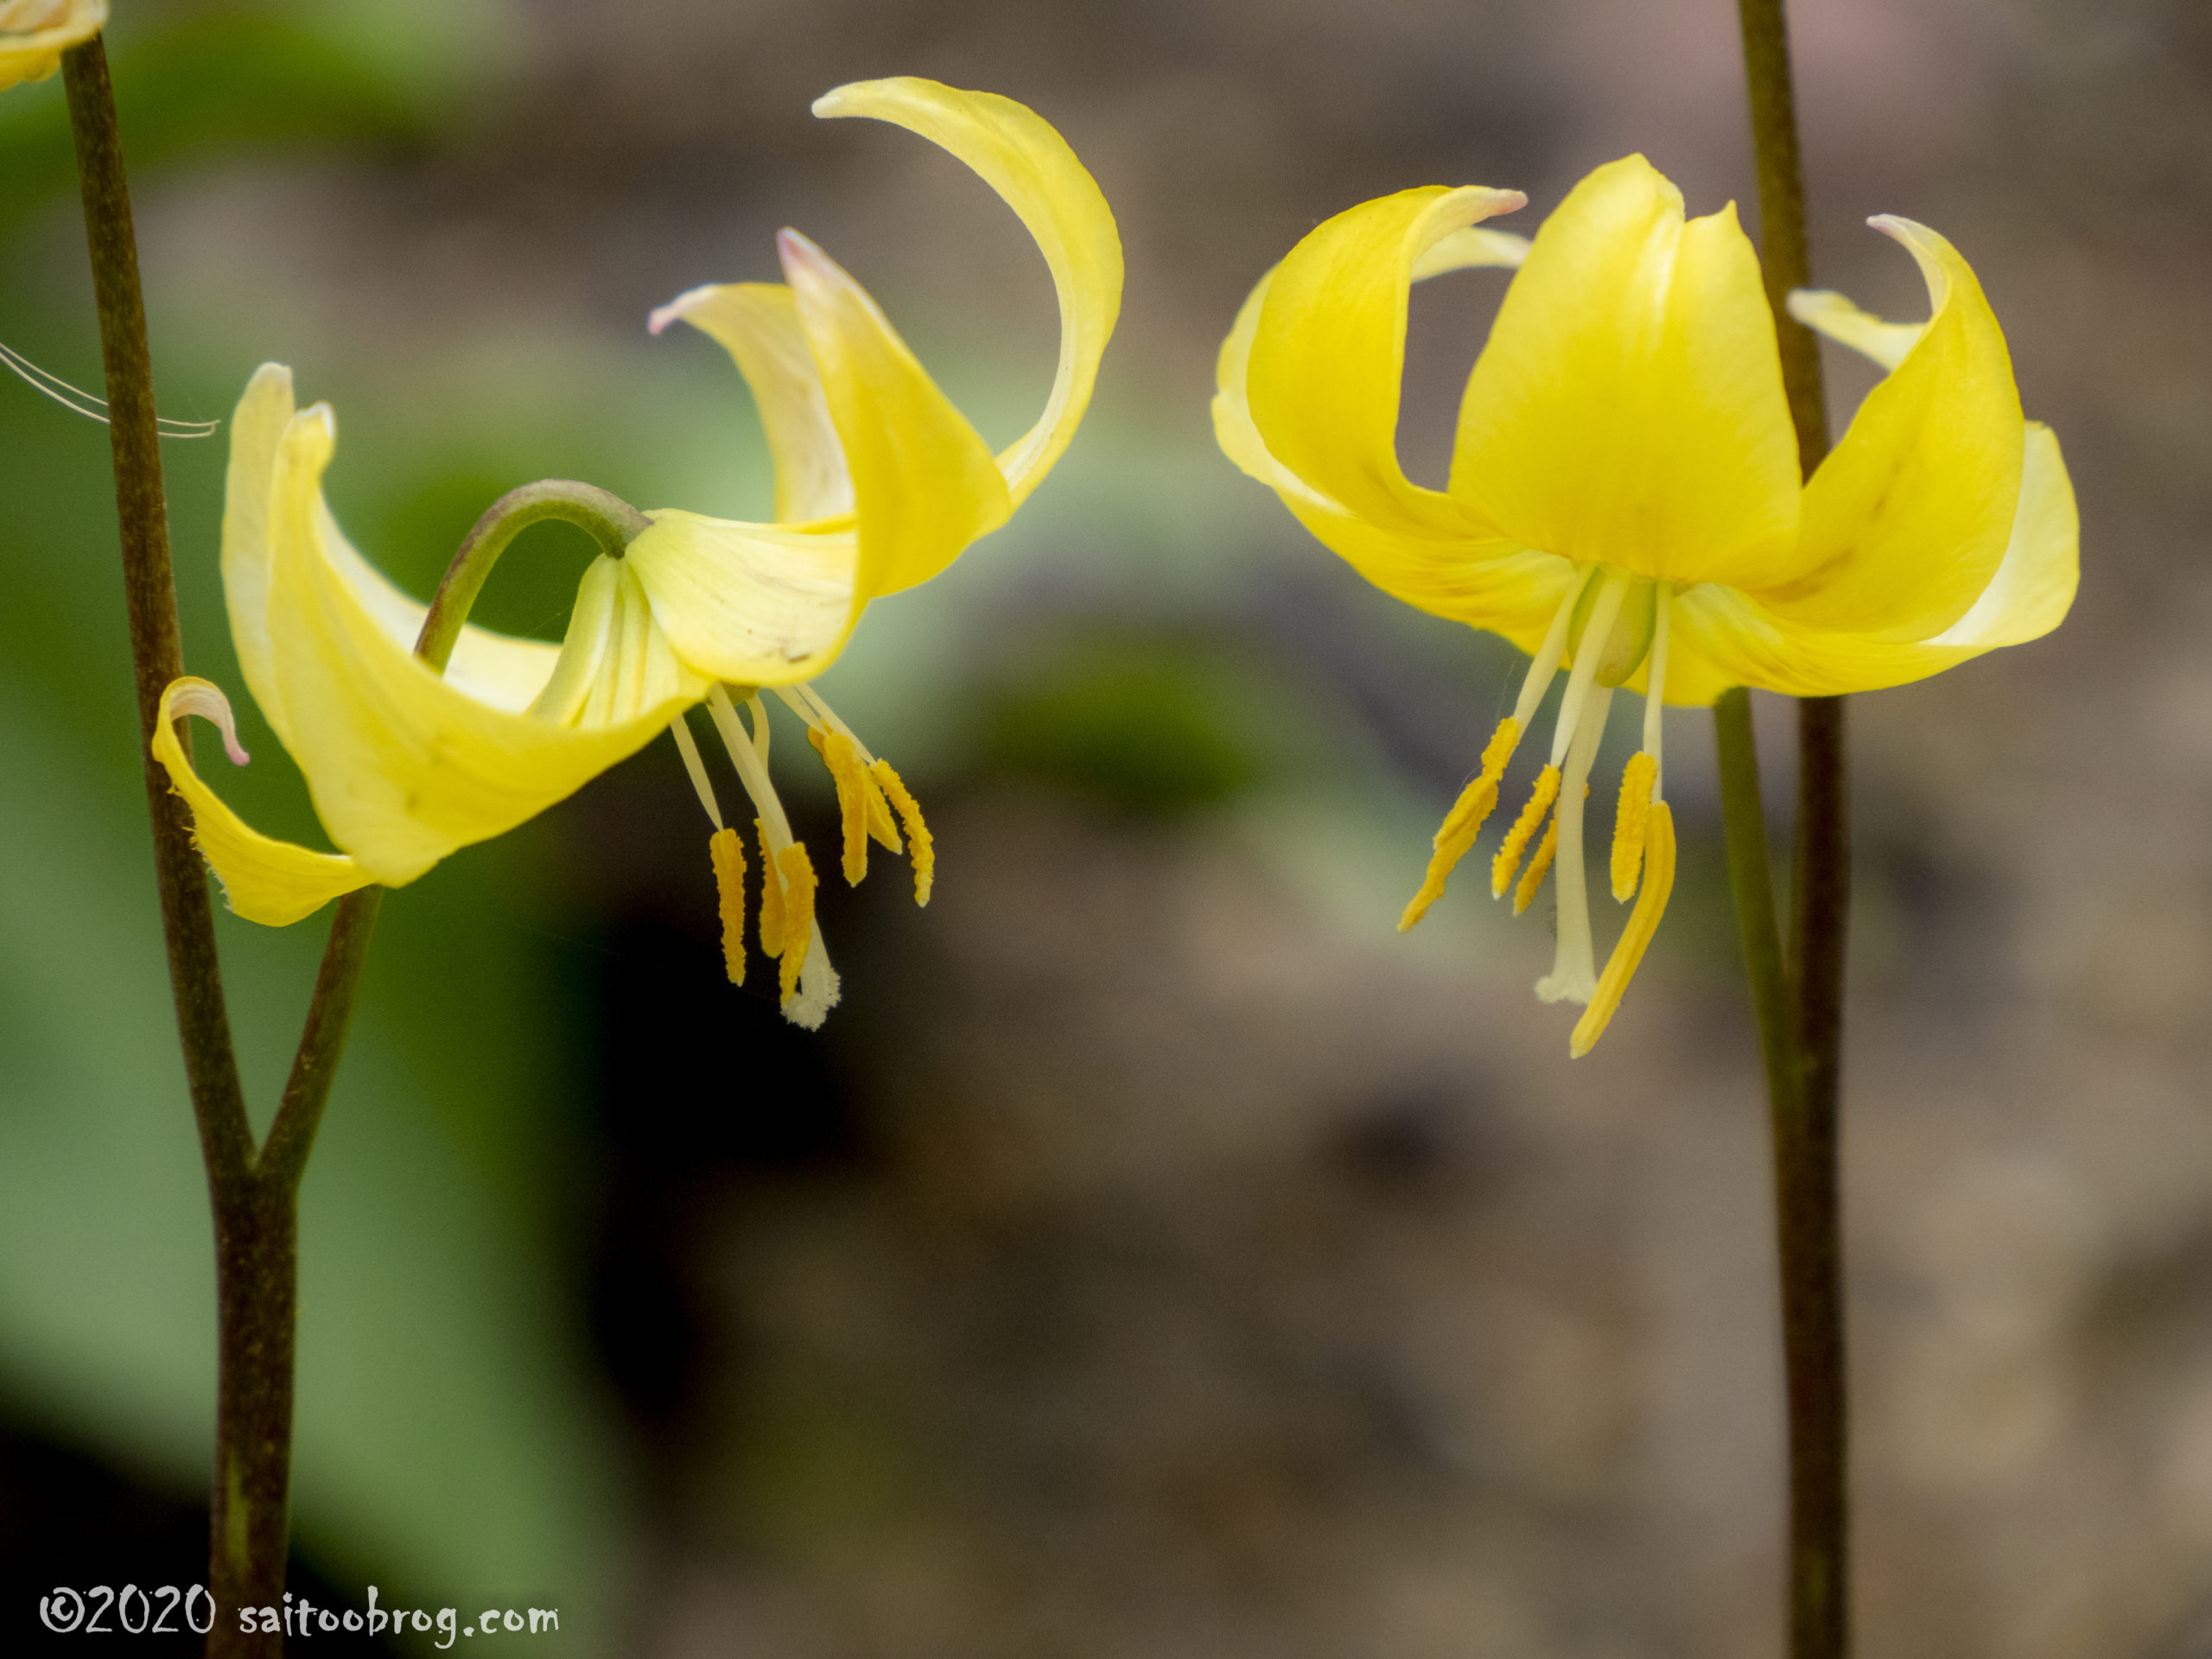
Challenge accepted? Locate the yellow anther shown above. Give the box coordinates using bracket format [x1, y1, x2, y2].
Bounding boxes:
[755, 819, 785, 959]
[1397, 717, 1521, 931]
[1512, 799, 1557, 915]
[1611, 751, 1658, 902]
[868, 758, 933, 906]
[809, 725, 903, 852]
[775, 842, 817, 1003]
[1572, 801, 1676, 1057]
[809, 728, 875, 886]
[709, 827, 747, 983]
[1491, 764, 1560, 898]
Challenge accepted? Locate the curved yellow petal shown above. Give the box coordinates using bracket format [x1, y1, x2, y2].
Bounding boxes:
[1669, 422, 2076, 700]
[1248, 184, 1524, 540]
[1282, 493, 1572, 647]
[1751, 217, 2024, 639]
[779, 229, 1013, 601]
[1213, 226, 1527, 514]
[222, 365, 563, 724]
[1787, 288, 1922, 373]
[814, 76, 1124, 507]
[1450, 156, 1802, 588]
[624, 510, 860, 685]
[150, 678, 372, 926]
[1215, 222, 1551, 634]
[0, 0, 105, 92]
[263, 408, 693, 885]
[649, 282, 855, 524]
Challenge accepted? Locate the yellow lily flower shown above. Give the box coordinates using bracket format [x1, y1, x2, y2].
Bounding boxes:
[0, 0, 104, 92]
[1215, 156, 2075, 1055]
[154, 77, 1121, 1027]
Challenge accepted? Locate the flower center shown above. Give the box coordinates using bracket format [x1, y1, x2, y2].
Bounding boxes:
[1396, 562, 1681, 1055]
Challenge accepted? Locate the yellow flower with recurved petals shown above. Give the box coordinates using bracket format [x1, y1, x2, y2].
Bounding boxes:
[0, 0, 104, 92]
[154, 78, 1121, 1027]
[1216, 156, 2075, 1055]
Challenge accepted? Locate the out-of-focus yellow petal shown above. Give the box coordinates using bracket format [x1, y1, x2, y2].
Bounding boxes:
[1753, 217, 2024, 639]
[779, 229, 1012, 601]
[222, 364, 563, 723]
[1249, 184, 1524, 540]
[0, 0, 104, 92]
[262, 408, 694, 886]
[815, 76, 1124, 507]
[150, 678, 372, 926]
[1451, 156, 1802, 589]
[1787, 288, 1922, 372]
[650, 282, 855, 524]
[624, 510, 859, 685]
[1669, 422, 2076, 699]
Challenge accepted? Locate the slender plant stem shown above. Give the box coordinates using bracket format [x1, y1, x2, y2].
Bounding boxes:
[60, 40, 254, 1186]
[1734, 0, 1851, 1654]
[416, 480, 650, 672]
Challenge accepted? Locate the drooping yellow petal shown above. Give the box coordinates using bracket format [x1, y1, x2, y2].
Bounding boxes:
[149, 678, 373, 926]
[260, 408, 698, 886]
[814, 77, 1124, 507]
[622, 512, 858, 686]
[650, 283, 855, 524]
[710, 826, 747, 982]
[0, 0, 105, 92]
[1450, 156, 1802, 591]
[1248, 184, 1525, 541]
[1214, 237, 1561, 638]
[224, 364, 564, 727]
[1753, 217, 2024, 639]
[1668, 422, 2077, 700]
[1572, 800, 1676, 1057]
[780, 228, 1014, 602]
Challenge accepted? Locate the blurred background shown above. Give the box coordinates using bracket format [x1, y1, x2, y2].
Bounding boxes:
[0, 0, 2202, 1652]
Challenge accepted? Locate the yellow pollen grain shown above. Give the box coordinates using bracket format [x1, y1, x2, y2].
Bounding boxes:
[754, 819, 785, 960]
[1397, 717, 1520, 932]
[709, 827, 747, 984]
[868, 758, 934, 906]
[1513, 795, 1563, 916]
[1572, 800, 1677, 1058]
[1611, 751, 1657, 903]
[775, 842, 817, 1004]
[1492, 764, 1560, 898]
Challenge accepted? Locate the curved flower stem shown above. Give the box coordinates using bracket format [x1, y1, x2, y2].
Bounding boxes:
[416, 480, 652, 672]
[1735, 0, 1851, 1655]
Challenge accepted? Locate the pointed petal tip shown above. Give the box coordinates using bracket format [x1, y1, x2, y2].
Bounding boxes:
[647, 284, 720, 336]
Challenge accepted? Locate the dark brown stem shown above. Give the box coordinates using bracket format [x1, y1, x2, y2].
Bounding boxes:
[1734, 0, 1851, 1654]
[60, 39, 282, 1649]
[60, 39, 254, 1187]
